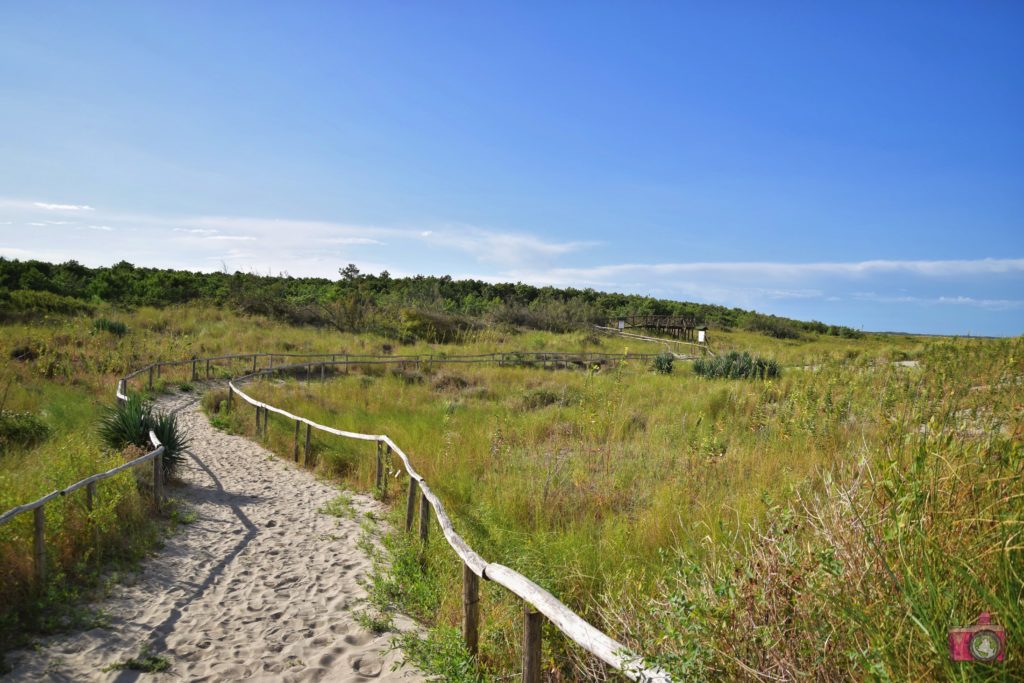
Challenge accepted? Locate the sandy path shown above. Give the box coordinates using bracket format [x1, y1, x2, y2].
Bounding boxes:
[6, 388, 424, 682]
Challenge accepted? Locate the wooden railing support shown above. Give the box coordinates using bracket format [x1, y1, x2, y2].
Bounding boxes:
[34, 506, 45, 584]
[405, 477, 417, 532]
[293, 420, 300, 461]
[153, 453, 164, 509]
[206, 359, 211, 378]
[227, 385, 233, 413]
[303, 423, 311, 463]
[375, 442, 384, 494]
[252, 354, 257, 373]
[523, 606, 542, 683]
[419, 487, 430, 543]
[148, 366, 154, 390]
[263, 405, 270, 437]
[254, 405, 261, 436]
[192, 359, 198, 380]
[463, 562, 480, 656]
[85, 481, 95, 512]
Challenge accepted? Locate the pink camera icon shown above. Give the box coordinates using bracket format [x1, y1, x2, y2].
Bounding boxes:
[948, 612, 1006, 663]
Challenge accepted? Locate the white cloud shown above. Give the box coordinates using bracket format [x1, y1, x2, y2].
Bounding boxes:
[87, 225, 114, 231]
[324, 237, 385, 246]
[33, 202, 94, 211]
[205, 235, 256, 241]
[173, 228, 218, 235]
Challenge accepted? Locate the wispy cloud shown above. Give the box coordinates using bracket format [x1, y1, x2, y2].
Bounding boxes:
[324, 237, 385, 246]
[33, 202, 94, 211]
[86, 225, 114, 231]
[419, 226, 598, 265]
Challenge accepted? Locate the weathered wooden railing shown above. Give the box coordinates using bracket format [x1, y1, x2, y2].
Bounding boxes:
[220, 357, 670, 682]
[0, 429, 166, 585]
[118, 350, 669, 680]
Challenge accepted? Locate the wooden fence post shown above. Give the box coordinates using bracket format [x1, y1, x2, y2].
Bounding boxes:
[419, 488, 430, 543]
[206, 359, 211, 378]
[227, 385, 233, 413]
[523, 606, 542, 683]
[375, 442, 384, 494]
[304, 423, 311, 464]
[320, 364, 325, 382]
[463, 563, 480, 656]
[255, 405, 261, 436]
[293, 420, 300, 461]
[85, 481, 95, 512]
[406, 477, 417, 532]
[153, 453, 163, 509]
[263, 406, 270, 437]
[252, 354, 257, 373]
[34, 506, 45, 584]
[148, 366, 154, 390]
[192, 359, 197, 380]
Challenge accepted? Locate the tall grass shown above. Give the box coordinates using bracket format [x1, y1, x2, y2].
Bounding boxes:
[228, 335, 1020, 679]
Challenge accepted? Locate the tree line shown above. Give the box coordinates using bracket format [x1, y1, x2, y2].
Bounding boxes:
[0, 258, 861, 341]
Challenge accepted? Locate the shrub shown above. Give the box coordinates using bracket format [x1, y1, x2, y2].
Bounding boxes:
[653, 352, 674, 374]
[0, 410, 50, 454]
[93, 318, 128, 336]
[693, 351, 780, 380]
[98, 395, 190, 479]
[5, 289, 94, 318]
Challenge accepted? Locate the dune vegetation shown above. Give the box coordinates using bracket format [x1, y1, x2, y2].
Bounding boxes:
[0, 262, 1020, 680]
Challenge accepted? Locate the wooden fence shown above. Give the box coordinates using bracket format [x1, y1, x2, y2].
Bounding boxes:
[4, 350, 670, 681]
[222, 357, 670, 682]
[0, 429, 166, 585]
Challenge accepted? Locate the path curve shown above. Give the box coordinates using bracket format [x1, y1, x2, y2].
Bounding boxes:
[5, 388, 424, 682]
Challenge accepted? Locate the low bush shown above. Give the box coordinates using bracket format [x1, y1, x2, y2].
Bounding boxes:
[0, 410, 50, 454]
[652, 352, 674, 374]
[92, 318, 128, 336]
[4, 290, 94, 318]
[693, 351, 780, 380]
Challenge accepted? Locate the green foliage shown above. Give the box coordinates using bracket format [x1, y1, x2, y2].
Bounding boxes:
[149, 411, 189, 478]
[652, 352, 674, 374]
[97, 395, 189, 479]
[98, 394, 150, 452]
[0, 410, 50, 454]
[396, 627, 483, 683]
[693, 351, 780, 379]
[0, 257, 865, 339]
[92, 317, 128, 336]
[104, 645, 171, 673]
[2, 289, 94, 319]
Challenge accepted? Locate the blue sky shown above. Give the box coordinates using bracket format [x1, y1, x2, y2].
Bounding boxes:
[1, 2, 1022, 335]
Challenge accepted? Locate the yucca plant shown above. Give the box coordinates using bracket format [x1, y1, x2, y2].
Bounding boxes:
[149, 410, 189, 478]
[98, 394, 189, 479]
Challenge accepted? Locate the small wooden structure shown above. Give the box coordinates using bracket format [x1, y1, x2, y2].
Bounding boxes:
[612, 315, 700, 341]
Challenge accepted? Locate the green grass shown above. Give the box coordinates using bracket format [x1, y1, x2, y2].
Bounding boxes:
[235, 335, 1022, 680]
[3, 303, 1017, 680]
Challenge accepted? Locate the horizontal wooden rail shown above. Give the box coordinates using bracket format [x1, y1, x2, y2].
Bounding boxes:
[0, 430, 164, 527]
[0, 429, 165, 585]
[224, 359, 669, 681]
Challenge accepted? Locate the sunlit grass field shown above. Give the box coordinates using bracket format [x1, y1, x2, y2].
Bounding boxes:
[2, 305, 1020, 681]
[230, 332, 1022, 680]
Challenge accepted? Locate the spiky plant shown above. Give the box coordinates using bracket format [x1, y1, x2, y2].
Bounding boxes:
[98, 394, 151, 451]
[149, 410, 189, 478]
[98, 395, 189, 480]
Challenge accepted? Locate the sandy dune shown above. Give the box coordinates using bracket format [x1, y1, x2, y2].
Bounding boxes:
[5, 388, 424, 682]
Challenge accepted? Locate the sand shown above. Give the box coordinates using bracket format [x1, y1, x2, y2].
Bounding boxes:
[5, 388, 425, 682]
